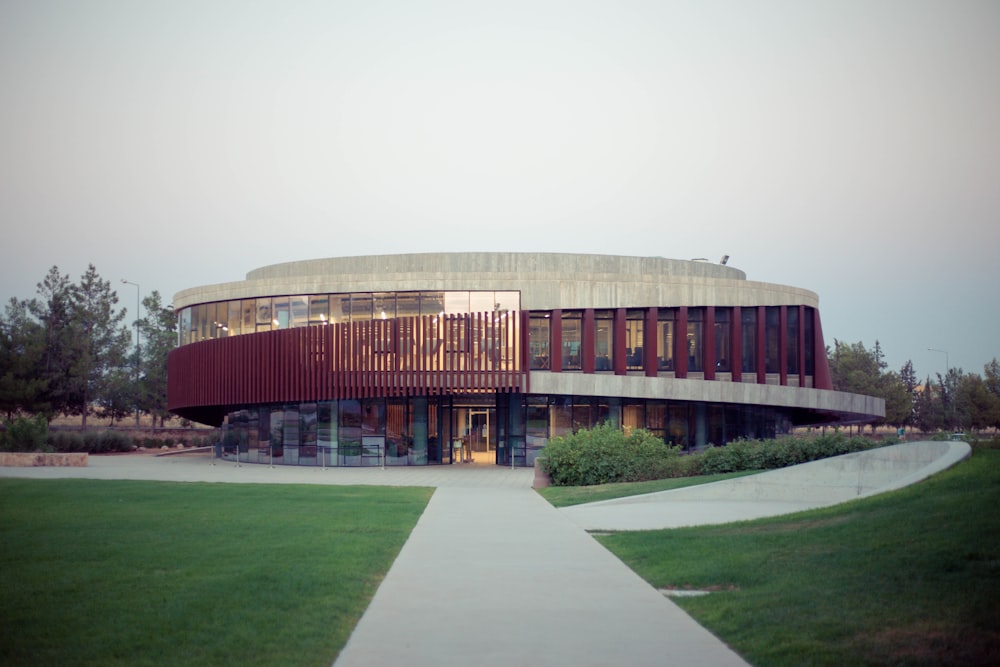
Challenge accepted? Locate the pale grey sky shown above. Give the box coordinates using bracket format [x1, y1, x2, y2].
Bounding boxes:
[1, 0, 997, 378]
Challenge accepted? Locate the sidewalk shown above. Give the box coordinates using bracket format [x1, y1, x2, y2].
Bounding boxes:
[333, 486, 748, 667]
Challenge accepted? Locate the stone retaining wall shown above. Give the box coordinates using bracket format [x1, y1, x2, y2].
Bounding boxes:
[0, 452, 88, 467]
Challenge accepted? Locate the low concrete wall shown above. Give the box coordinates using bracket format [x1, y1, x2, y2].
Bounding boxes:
[0, 452, 88, 467]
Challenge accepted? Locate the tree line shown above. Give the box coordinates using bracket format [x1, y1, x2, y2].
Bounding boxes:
[0, 265, 176, 427]
[828, 340, 1000, 433]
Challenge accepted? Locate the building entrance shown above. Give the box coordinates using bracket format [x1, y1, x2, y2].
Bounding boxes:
[453, 400, 498, 464]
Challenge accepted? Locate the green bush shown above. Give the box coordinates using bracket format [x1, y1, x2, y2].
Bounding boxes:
[0, 415, 49, 452]
[45, 429, 134, 454]
[540, 422, 680, 486]
[541, 427, 891, 487]
[694, 433, 883, 476]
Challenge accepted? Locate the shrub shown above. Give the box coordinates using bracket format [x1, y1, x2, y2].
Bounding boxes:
[540, 422, 680, 486]
[48, 430, 84, 453]
[0, 415, 49, 452]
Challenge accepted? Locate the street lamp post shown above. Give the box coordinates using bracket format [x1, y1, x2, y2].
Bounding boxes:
[122, 279, 141, 427]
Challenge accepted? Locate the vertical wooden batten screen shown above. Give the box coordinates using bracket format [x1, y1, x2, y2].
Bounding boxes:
[168, 312, 526, 423]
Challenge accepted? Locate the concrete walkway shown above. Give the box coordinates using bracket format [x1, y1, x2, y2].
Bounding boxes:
[0, 441, 970, 666]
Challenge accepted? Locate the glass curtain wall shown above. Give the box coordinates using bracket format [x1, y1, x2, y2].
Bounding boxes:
[529, 314, 551, 369]
[657, 309, 675, 371]
[625, 310, 644, 371]
[594, 310, 613, 371]
[714, 308, 731, 372]
[687, 308, 704, 372]
[561, 311, 582, 370]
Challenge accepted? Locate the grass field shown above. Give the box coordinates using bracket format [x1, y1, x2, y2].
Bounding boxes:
[598, 448, 1000, 666]
[536, 469, 759, 507]
[0, 479, 432, 667]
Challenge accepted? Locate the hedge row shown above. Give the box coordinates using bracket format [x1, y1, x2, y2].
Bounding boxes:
[1, 416, 217, 454]
[540, 426, 888, 487]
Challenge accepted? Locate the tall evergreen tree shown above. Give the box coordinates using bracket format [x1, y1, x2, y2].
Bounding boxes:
[27, 267, 79, 417]
[0, 298, 48, 419]
[68, 265, 131, 428]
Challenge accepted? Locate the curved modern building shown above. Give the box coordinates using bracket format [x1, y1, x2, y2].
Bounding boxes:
[167, 253, 884, 467]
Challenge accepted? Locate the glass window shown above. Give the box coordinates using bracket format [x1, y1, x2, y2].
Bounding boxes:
[272, 296, 289, 329]
[529, 314, 550, 370]
[469, 291, 495, 314]
[714, 308, 731, 372]
[256, 298, 272, 332]
[290, 296, 308, 328]
[626, 310, 644, 371]
[373, 293, 395, 321]
[350, 293, 372, 322]
[787, 307, 799, 375]
[550, 397, 573, 438]
[765, 306, 780, 374]
[595, 310, 613, 371]
[420, 292, 445, 317]
[572, 397, 594, 432]
[331, 295, 349, 324]
[741, 308, 757, 374]
[227, 301, 241, 337]
[179, 307, 191, 346]
[242, 300, 255, 332]
[396, 293, 420, 318]
[561, 311, 582, 371]
[310, 294, 330, 324]
[623, 400, 644, 435]
[687, 308, 704, 372]
[444, 292, 469, 314]
[494, 291, 520, 314]
[657, 309, 675, 371]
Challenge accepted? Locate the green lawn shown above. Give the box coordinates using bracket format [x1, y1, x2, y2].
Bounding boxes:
[0, 479, 432, 667]
[598, 448, 1000, 666]
[537, 469, 759, 507]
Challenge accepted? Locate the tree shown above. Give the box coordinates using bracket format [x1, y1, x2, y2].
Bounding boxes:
[913, 377, 939, 432]
[881, 371, 912, 429]
[954, 372, 1000, 432]
[28, 266, 79, 417]
[0, 298, 48, 420]
[899, 360, 918, 427]
[137, 290, 176, 427]
[67, 265, 131, 428]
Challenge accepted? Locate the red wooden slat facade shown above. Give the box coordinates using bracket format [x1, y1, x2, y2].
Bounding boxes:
[168, 312, 526, 425]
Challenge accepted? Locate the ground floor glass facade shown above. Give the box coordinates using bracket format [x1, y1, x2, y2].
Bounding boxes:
[217, 393, 788, 468]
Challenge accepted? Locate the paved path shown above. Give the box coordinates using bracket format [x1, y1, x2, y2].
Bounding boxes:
[2, 441, 969, 666]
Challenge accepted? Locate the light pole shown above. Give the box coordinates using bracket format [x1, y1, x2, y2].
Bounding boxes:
[122, 279, 141, 427]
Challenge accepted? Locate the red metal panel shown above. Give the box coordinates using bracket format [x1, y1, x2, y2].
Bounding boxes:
[704, 306, 716, 381]
[675, 307, 688, 378]
[613, 308, 626, 376]
[550, 310, 562, 372]
[779, 305, 788, 386]
[731, 306, 742, 383]
[756, 306, 766, 384]
[582, 309, 595, 374]
[644, 307, 657, 378]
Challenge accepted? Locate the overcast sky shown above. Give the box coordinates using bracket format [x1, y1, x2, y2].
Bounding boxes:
[1, 0, 997, 379]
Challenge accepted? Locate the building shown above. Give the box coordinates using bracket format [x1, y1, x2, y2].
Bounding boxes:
[167, 253, 884, 466]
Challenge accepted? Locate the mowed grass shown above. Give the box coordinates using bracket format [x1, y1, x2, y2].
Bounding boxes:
[598, 448, 1000, 666]
[537, 469, 759, 507]
[0, 479, 432, 667]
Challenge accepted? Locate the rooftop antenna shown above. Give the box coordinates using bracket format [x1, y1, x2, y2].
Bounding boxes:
[720, 254, 730, 265]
